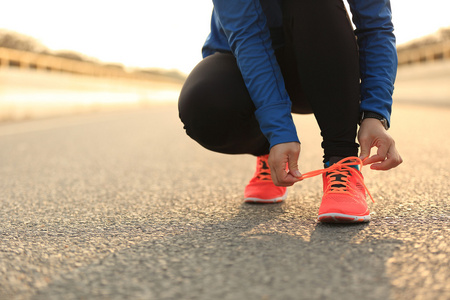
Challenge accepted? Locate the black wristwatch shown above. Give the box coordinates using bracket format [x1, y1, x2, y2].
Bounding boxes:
[359, 111, 389, 130]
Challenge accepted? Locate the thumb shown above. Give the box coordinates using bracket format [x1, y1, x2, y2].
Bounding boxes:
[288, 152, 301, 178]
[359, 140, 371, 161]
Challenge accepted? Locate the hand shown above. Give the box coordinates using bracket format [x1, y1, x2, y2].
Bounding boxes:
[358, 118, 403, 170]
[268, 142, 302, 186]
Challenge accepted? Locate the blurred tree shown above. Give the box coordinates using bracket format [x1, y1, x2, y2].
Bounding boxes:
[0, 29, 47, 52]
[0, 29, 187, 79]
[52, 50, 86, 61]
[137, 68, 186, 81]
[103, 63, 125, 70]
[402, 26, 450, 49]
[440, 27, 450, 41]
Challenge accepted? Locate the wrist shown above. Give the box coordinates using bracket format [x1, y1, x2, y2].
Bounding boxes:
[359, 111, 389, 130]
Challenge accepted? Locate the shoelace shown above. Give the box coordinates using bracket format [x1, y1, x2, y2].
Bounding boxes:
[299, 156, 374, 203]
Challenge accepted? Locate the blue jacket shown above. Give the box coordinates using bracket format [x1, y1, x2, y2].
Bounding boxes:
[202, 0, 397, 148]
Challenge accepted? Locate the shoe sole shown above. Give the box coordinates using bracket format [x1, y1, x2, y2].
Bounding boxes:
[244, 190, 288, 204]
[318, 213, 370, 223]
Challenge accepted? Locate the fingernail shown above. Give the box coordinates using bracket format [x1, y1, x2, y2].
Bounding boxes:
[294, 170, 301, 178]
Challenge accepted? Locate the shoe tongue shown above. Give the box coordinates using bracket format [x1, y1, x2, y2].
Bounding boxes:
[325, 156, 359, 170]
[327, 172, 347, 188]
[324, 157, 358, 189]
[257, 156, 271, 180]
[260, 159, 269, 171]
[327, 156, 344, 166]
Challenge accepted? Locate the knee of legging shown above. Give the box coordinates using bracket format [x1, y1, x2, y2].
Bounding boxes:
[178, 85, 222, 143]
[178, 78, 216, 129]
[178, 77, 250, 128]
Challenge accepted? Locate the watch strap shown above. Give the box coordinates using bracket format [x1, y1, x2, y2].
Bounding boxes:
[360, 111, 389, 130]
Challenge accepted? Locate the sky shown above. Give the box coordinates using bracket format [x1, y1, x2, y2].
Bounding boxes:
[1, 0, 449, 74]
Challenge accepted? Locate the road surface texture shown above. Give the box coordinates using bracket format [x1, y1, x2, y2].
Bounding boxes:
[0, 103, 448, 300]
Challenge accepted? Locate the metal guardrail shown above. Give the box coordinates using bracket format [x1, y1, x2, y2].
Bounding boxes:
[2, 42, 449, 76]
[0, 47, 183, 83]
[397, 40, 450, 65]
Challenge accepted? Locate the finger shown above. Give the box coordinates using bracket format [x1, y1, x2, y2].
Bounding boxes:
[364, 154, 385, 166]
[270, 165, 282, 186]
[277, 176, 301, 187]
[288, 170, 302, 179]
[371, 158, 398, 170]
[358, 140, 371, 162]
[364, 142, 390, 165]
[272, 162, 301, 186]
[287, 151, 302, 178]
[371, 149, 403, 170]
[274, 166, 301, 187]
[270, 158, 286, 186]
[276, 174, 301, 186]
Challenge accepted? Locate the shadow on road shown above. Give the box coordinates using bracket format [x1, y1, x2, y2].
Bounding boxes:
[33, 203, 402, 300]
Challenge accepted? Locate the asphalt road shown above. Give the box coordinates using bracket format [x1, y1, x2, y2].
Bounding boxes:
[0, 103, 449, 300]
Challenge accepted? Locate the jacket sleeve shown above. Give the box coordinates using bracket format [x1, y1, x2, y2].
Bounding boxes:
[347, 0, 398, 126]
[211, 0, 299, 148]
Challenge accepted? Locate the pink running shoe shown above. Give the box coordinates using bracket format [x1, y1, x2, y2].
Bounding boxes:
[299, 157, 374, 223]
[318, 157, 372, 222]
[244, 154, 287, 203]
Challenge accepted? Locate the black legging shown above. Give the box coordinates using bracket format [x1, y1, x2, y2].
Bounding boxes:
[178, 0, 360, 162]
